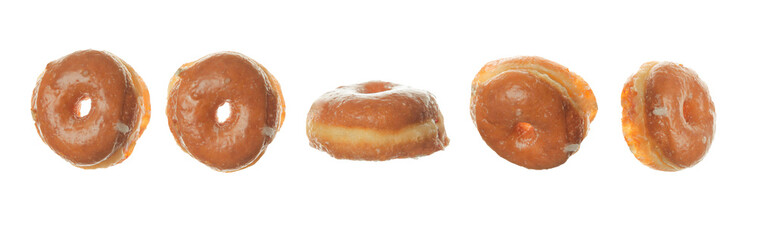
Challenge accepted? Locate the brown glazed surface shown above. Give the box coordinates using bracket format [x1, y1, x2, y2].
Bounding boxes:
[470, 56, 597, 169]
[166, 52, 284, 172]
[621, 62, 715, 171]
[307, 81, 449, 160]
[309, 81, 440, 130]
[31, 50, 150, 168]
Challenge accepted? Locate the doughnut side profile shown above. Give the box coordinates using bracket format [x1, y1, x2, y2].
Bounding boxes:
[306, 81, 449, 160]
[470, 56, 597, 169]
[166, 52, 285, 172]
[621, 62, 715, 171]
[31, 50, 151, 169]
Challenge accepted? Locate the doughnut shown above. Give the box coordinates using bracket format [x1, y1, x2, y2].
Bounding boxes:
[621, 61, 715, 171]
[470, 56, 597, 169]
[306, 81, 449, 160]
[167, 52, 285, 172]
[31, 50, 151, 169]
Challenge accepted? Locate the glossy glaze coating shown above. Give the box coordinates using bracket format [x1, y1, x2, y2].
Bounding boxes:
[307, 81, 449, 160]
[166, 52, 284, 172]
[470, 56, 597, 169]
[621, 62, 715, 171]
[31, 50, 151, 169]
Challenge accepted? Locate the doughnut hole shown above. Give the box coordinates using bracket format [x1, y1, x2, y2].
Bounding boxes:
[514, 122, 536, 148]
[359, 81, 393, 94]
[75, 96, 92, 118]
[216, 100, 232, 124]
[681, 88, 708, 127]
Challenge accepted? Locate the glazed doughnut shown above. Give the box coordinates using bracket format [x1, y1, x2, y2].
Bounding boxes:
[621, 62, 715, 171]
[470, 56, 597, 169]
[306, 81, 449, 160]
[31, 50, 151, 169]
[167, 52, 285, 172]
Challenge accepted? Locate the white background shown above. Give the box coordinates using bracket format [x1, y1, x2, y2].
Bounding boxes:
[1, 0, 755, 239]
